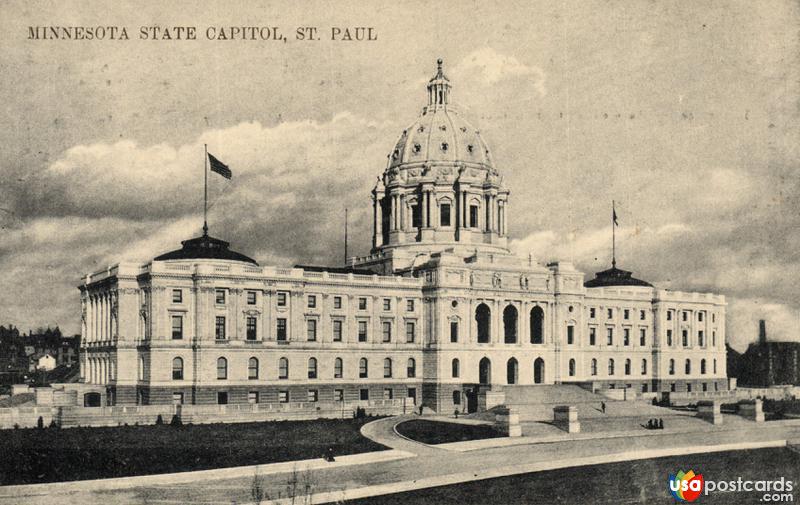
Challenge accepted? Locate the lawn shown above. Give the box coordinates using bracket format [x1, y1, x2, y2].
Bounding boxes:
[395, 419, 503, 445]
[347, 447, 800, 505]
[0, 417, 388, 485]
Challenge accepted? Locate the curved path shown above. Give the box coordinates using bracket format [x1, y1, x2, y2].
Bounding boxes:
[360, 415, 445, 456]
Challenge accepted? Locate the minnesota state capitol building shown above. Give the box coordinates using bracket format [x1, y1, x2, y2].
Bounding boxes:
[79, 61, 728, 412]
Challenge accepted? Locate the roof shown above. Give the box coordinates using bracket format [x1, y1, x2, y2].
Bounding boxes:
[294, 264, 381, 276]
[584, 265, 652, 288]
[154, 233, 258, 265]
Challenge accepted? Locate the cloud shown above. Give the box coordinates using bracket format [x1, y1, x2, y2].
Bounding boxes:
[727, 297, 800, 352]
[452, 48, 547, 95]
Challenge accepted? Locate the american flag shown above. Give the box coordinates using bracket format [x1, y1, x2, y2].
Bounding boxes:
[207, 153, 232, 179]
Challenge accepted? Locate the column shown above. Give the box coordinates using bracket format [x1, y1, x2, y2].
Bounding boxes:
[391, 194, 398, 231]
[399, 194, 406, 231]
[425, 190, 431, 228]
[373, 197, 381, 248]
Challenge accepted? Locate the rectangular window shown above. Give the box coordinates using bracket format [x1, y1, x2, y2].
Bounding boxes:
[698, 330, 704, 346]
[383, 298, 391, 311]
[334, 359, 343, 378]
[667, 310, 673, 321]
[172, 392, 184, 405]
[682, 311, 688, 322]
[358, 321, 368, 342]
[687, 383, 692, 393]
[215, 316, 226, 340]
[171, 315, 183, 340]
[406, 299, 415, 312]
[215, 289, 226, 305]
[334, 296, 342, 309]
[172, 289, 182, 304]
[334, 389, 344, 402]
[383, 388, 393, 400]
[358, 297, 367, 310]
[712, 331, 716, 347]
[589, 327, 596, 346]
[440, 203, 451, 226]
[307, 319, 317, 341]
[589, 307, 596, 318]
[217, 392, 228, 405]
[712, 313, 716, 323]
[682, 329, 688, 347]
[279, 390, 289, 403]
[639, 328, 646, 346]
[277, 292, 287, 307]
[308, 295, 317, 309]
[469, 205, 479, 228]
[667, 329, 673, 346]
[624, 309, 630, 320]
[248, 391, 259, 404]
[247, 291, 257, 305]
[411, 204, 421, 228]
[567, 325, 574, 345]
[606, 327, 613, 346]
[333, 320, 343, 341]
[623, 328, 630, 346]
[382, 321, 392, 342]
[450, 321, 458, 343]
[698, 311, 704, 322]
[406, 321, 415, 343]
[607, 308, 613, 319]
[246, 317, 257, 341]
[640, 310, 646, 320]
[307, 390, 318, 402]
[277, 318, 287, 341]
[359, 389, 369, 401]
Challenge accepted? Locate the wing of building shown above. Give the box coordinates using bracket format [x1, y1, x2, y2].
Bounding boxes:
[79, 60, 728, 411]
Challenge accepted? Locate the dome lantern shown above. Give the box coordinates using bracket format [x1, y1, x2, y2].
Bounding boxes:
[427, 58, 451, 107]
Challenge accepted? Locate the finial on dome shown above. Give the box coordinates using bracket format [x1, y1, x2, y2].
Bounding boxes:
[428, 58, 450, 106]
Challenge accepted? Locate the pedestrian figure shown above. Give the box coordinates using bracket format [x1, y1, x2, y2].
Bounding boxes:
[601, 401, 606, 414]
[325, 447, 335, 462]
[658, 418, 664, 430]
[647, 419, 653, 429]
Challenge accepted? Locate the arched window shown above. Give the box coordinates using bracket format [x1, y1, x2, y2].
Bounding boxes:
[608, 358, 615, 376]
[359, 358, 368, 378]
[591, 359, 598, 376]
[641, 359, 647, 375]
[685, 359, 692, 375]
[530, 306, 544, 344]
[384, 358, 393, 378]
[452, 390, 461, 406]
[334, 357, 343, 378]
[172, 357, 183, 380]
[407, 358, 416, 378]
[506, 358, 518, 384]
[308, 357, 318, 379]
[279, 357, 289, 379]
[700, 359, 706, 375]
[568, 359, 576, 377]
[669, 359, 675, 375]
[534, 358, 545, 384]
[479, 357, 491, 384]
[248, 357, 259, 380]
[216, 357, 227, 380]
[624, 359, 631, 375]
[452, 358, 460, 378]
[476, 303, 491, 343]
[503, 305, 518, 344]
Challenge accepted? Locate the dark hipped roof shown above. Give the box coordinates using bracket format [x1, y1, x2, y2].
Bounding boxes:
[154, 233, 258, 265]
[584, 266, 652, 288]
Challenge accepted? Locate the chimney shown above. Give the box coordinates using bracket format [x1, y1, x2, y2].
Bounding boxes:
[759, 319, 767, 345]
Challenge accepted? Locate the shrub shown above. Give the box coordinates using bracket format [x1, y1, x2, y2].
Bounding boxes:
[48, 419, 59, 429]
[155, 414, 164, 425]
[37, 416, 44, 429]
[170, 414, 182, 427]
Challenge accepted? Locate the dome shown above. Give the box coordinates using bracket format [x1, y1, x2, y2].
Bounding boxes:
[584, 266, 652, 288]
[154, 233, 258, 265]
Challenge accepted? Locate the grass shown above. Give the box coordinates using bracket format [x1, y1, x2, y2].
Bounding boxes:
[395, 419, 503, 445]
[347, 447, 800, 505]
[0, 417, 388, 485]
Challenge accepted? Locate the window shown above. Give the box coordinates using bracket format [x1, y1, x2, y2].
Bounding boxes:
[670, 383, 676, 392]
[568, 359, 576, 377]
[172, 289, 182, 303]
[667, 329, 673, 346]
[334, 357, 343, 378]
[215, 316, 226, 340]
[608, 359, 615, 376]
[682, 329, 688, 347]
[383, 298, 391, 311]
[383, 358, 392, 378]
[248, 391, 259, 404]
[713, 359, 717, 374]
[687, 383, 692, 393]
[215, 289, 226, 305]
[216, 357, 227, 380]
[640, 310, 646, 320]
[333, 296, 342, 309]
[308, 357, 317, 379]
[172, 357, 183, 380]
[477, 304, 491, 343]
[440, 203, 451, 226]
[682, 311, 688, 322]
[382, 321, 392, 342]
[359, 358, 368, 378]
[277, 318, 287, 341]
[247, 291, 257, 305]
[698, 311, 704, 322]
[607, 327, 614, 346]
[624, 359, 631, 375]
[702, 383, 708, 392]
[700, 359, 707, 375]
[334, 389, 344, 402]
[383, 388, 393, 400]
[171, 315, 183, 340]
[712, 331, 716, 347]
[698, 330, 704, 347]
[279, 391, 289, 403]
[669, 359, 675, 375]
[452, 358, 460, 378]
[452, 391, 461, 405]
[530, 306, 544, 344]
[307, 319, 317, 341]
[591, 359, 598, 376]
[359, 389, 369, 401]
[624, 309, 630, 320]
[667, 310, 673, 321]
[566, 325, 574, 345]
[405, 321, 416, 343]
[332, 320, 343, 342]
[277, 292, 287, 307]
[358, 321, 368, 342]
[607, 308, 613, 319]
[307, 295, 317, 309]
[712, 313, 716, 323]
[358, 297, 367, 310]
[217, 392, 228, 405]
[685, 359, 691, 374]
[589, 307, 596, 318]
[279, 357, 288, 379]
[246, 317, 257, 341]
[589, 327, 596, 346]
[640, 328, 646, 346]
[172, 392, 184, 405]
[450, 321, 459, 343]
[406, 299, 415, 311]
[307, 390, 318, 402]
[469, 205, 479, 228]
[248, 357, 259, 379]
[623, 328, 630, 346]
[407, 358, 416, 378]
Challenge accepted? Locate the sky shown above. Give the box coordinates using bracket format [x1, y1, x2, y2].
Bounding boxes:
[0, 0, 797, 351]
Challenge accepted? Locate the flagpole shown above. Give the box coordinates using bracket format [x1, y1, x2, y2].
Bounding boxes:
[612, 200, 616, 268]
[203, 144, 208, 236]
[344, 208, 348, 266]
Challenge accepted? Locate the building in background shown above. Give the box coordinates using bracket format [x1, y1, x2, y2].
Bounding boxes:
[728, 320, 800, 387]
[79, 61, 728, 410]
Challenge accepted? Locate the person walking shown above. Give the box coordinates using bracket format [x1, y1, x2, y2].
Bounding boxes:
[601, 401, 606, 414]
